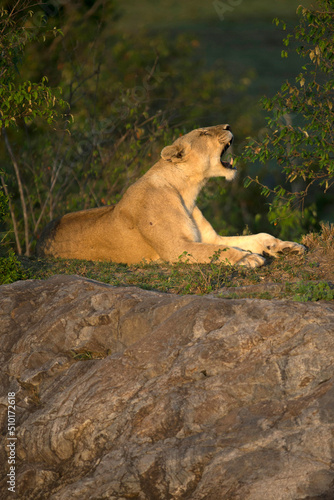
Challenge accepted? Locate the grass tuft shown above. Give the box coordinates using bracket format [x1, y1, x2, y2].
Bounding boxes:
[301, 222, 334, 251]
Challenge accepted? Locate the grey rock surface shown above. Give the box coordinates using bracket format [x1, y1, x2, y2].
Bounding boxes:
[1, 275, 334, 499]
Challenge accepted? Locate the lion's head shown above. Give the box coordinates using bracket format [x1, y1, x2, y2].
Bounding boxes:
[160, 124, 236, 181]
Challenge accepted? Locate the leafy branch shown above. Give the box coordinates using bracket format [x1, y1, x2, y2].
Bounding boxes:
[240, 0, 334, 222]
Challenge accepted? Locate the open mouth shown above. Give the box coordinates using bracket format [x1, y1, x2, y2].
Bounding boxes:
[220, 138, 236, 170]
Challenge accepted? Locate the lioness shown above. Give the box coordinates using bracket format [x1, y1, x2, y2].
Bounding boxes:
[37, 124, 305, 267]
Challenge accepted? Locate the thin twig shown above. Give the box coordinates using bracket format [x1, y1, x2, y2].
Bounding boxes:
[3, 128, 30, 255]
[0, 175, 22, 254]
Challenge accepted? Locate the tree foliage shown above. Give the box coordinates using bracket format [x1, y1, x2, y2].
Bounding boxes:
[0, 1, 69, 256]
[242, 0, 334, 221]
[0, 2, 66, 128]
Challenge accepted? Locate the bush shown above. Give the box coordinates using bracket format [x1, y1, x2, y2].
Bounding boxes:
[0, 1, 68, 256]
[241, 1, 334, 234]
[288, 281, 334, 302]
[0, 249, 26, 285]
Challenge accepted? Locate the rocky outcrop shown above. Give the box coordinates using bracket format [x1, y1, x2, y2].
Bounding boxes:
[1, 275, 334, 499]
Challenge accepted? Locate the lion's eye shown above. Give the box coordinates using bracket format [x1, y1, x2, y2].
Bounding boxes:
[199, 131, 211, 136]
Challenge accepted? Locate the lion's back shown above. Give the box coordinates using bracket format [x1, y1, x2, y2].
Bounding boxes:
[36, 206, 116, 258]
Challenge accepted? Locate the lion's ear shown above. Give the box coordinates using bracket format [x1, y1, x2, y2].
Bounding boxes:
[161, 142, 191, 162]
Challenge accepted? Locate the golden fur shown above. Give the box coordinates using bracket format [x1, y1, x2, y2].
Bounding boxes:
[37, 125, 305, 267]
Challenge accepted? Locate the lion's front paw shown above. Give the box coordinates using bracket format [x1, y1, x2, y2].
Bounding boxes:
[237, 253, 266, 268]
[265, 239, 306, 257]
[279, 241, 306, 255]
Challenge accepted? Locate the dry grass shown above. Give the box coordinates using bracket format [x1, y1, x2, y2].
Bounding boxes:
[301, 222, 334, 251]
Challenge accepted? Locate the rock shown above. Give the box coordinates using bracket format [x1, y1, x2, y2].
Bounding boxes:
[1, 275, 334, 499]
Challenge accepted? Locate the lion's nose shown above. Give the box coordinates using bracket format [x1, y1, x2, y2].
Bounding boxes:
[223, 124, 231, 131]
